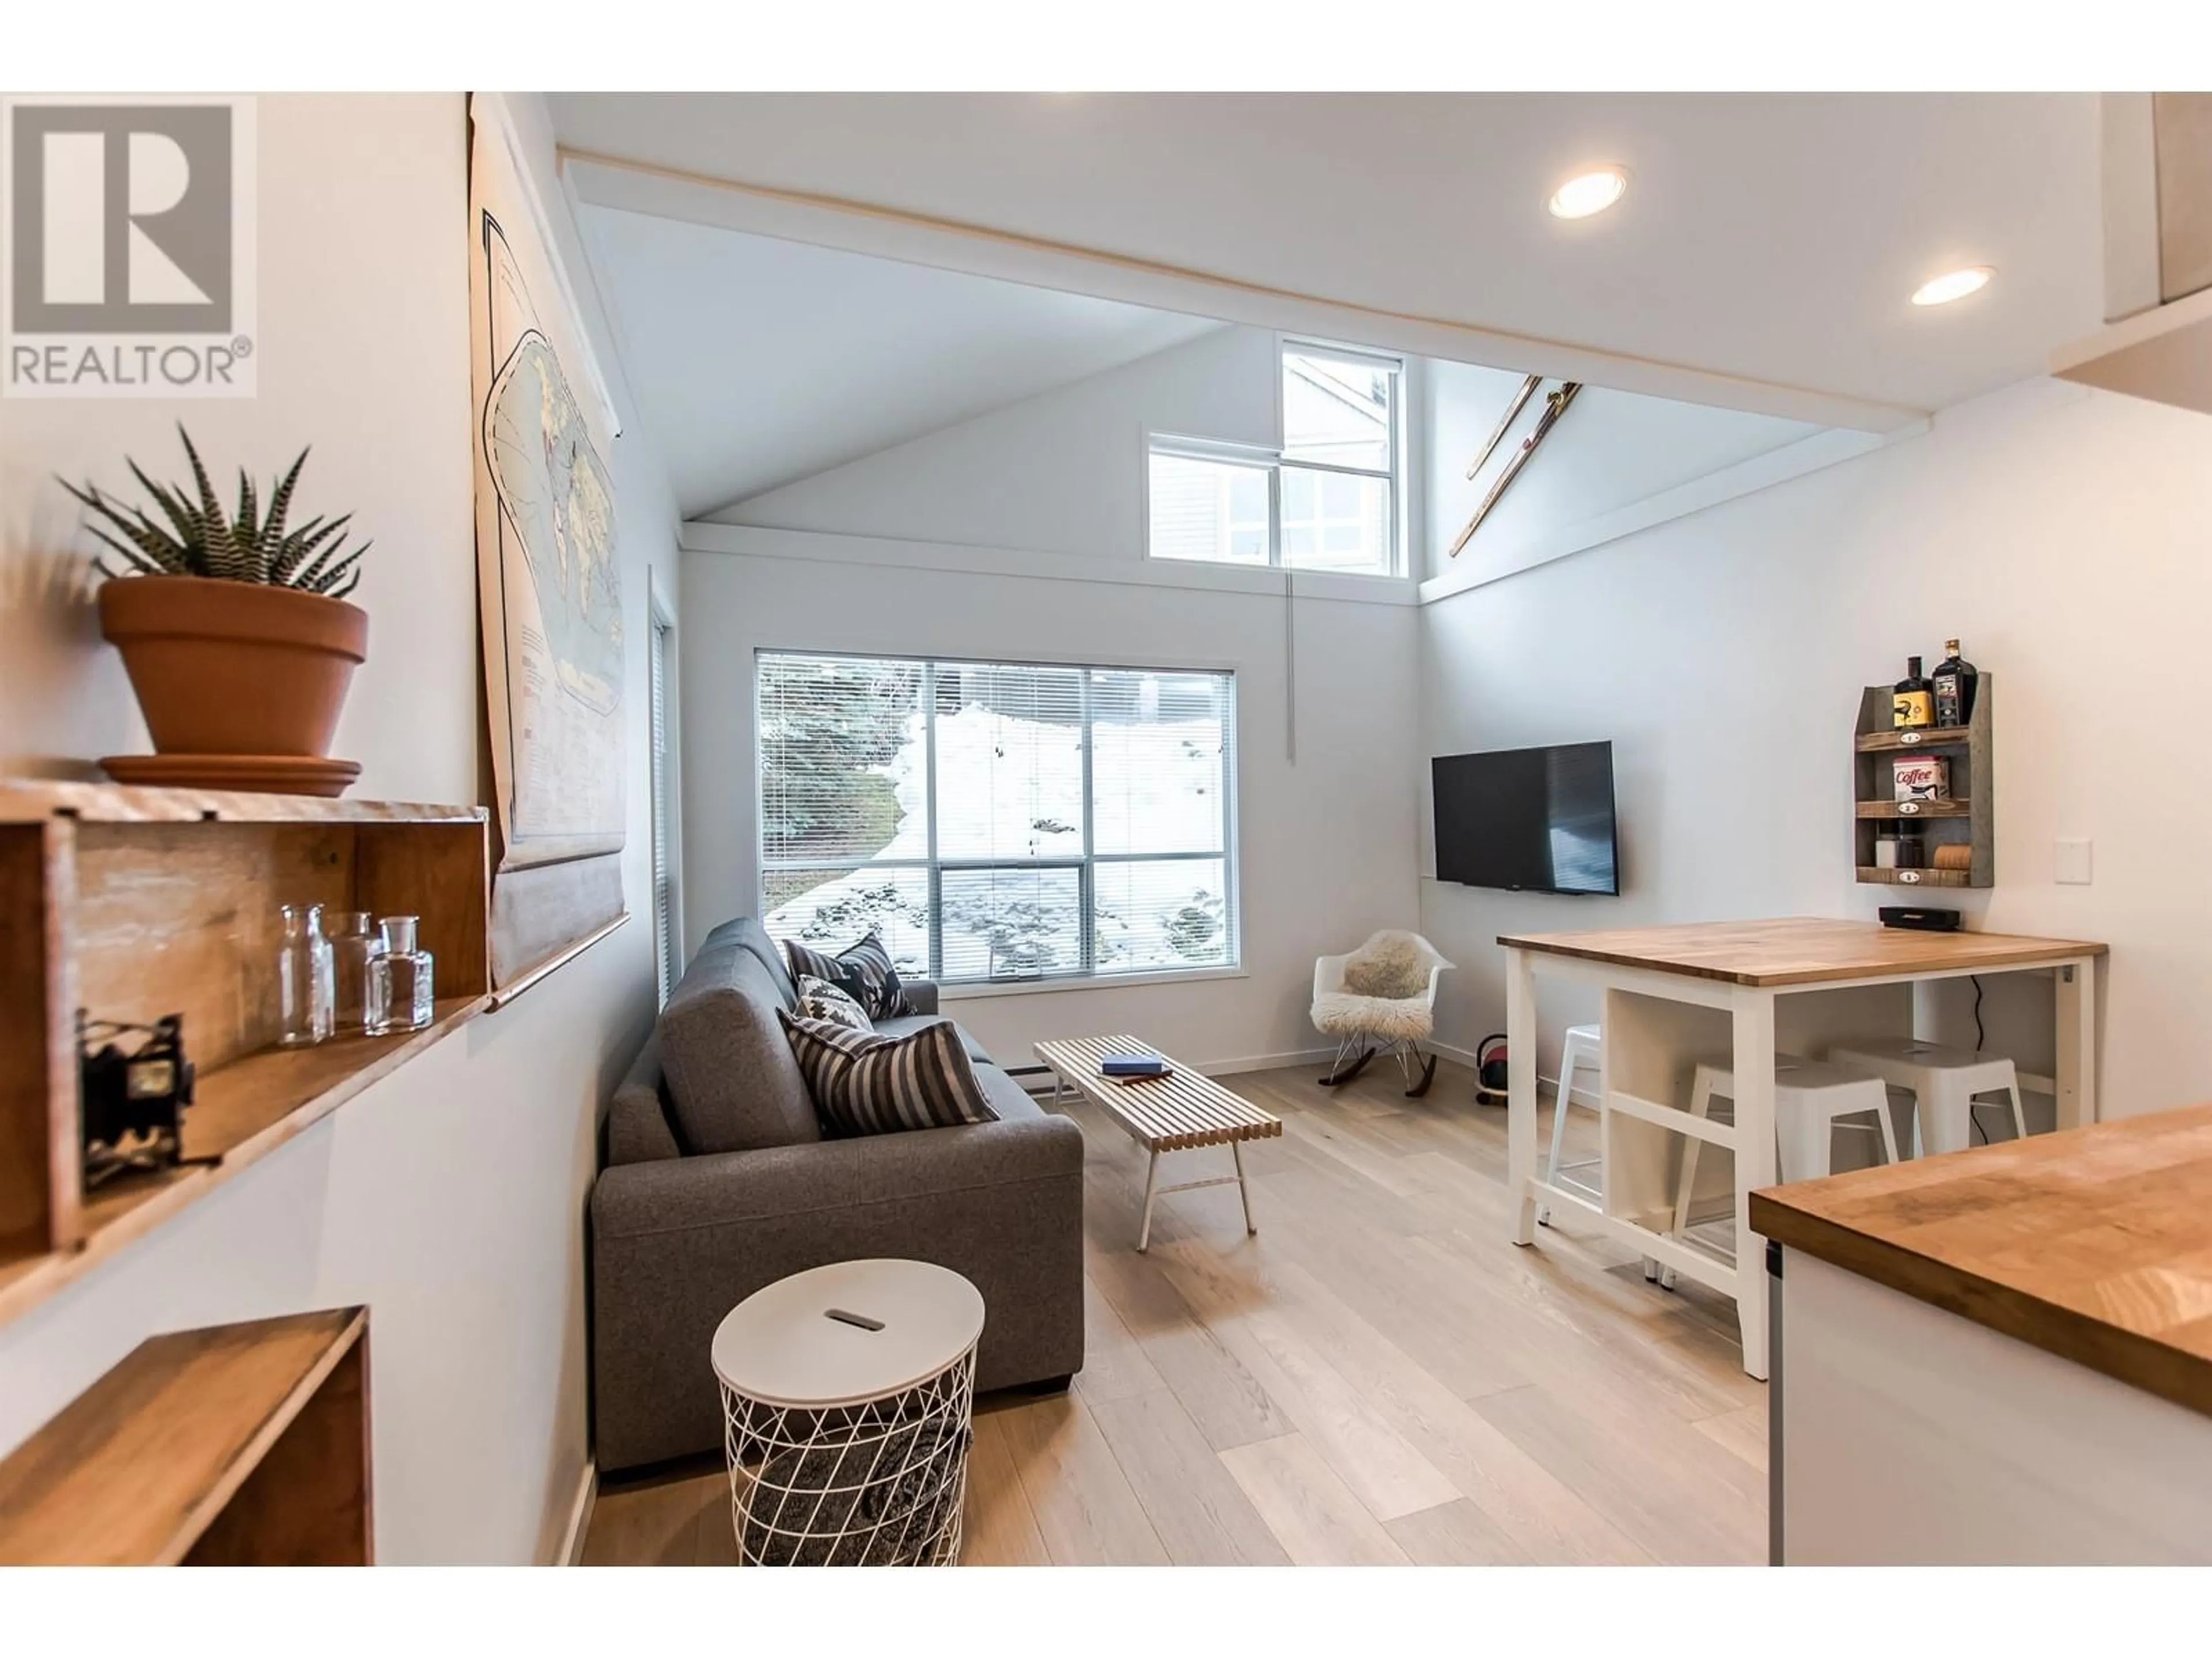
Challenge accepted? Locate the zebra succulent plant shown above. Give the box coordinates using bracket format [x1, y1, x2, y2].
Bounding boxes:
[63, 426, 370, 597]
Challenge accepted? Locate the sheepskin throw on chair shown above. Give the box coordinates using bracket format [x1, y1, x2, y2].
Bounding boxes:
[1310, 930, 1453, 1097]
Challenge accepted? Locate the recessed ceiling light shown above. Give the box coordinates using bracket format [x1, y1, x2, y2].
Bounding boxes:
[1548, 167, 1629, 221]
[1911, 266, 1994, 307]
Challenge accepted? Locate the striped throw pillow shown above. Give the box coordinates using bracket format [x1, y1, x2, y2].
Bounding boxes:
[783, 930, 915, 1019]
[777, 1010, 998, 1136]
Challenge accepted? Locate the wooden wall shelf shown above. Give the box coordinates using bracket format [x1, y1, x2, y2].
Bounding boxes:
[0, 1306, 372, 1563]
[1855, 865, 1974, 889]
[1853, 727, 1977, 754]
[0, 782, 490, 1334]
[1852, 676, 1992, 890]
[1854, 800, 1972, 820]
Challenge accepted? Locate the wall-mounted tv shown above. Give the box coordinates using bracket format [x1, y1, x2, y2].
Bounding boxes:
[1431, 741, 1619, 896]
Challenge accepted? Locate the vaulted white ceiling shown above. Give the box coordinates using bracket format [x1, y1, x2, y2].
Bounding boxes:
[555, 92, 2102, 418]
[575, 206, 1219, 515]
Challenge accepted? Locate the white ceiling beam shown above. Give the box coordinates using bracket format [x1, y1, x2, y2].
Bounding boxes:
[563, 146, 1930, 437]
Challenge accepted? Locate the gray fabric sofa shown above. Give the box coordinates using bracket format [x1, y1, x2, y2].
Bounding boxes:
[590, 918, 1086, 1473]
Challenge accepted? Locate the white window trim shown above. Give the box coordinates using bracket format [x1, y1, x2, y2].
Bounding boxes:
[648, 581, 683, 1006]
[755, 648, 1242, 991]
[1142, 337, 1409, 581]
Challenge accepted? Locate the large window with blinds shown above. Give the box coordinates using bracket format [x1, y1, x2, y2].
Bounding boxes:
[757, 651, 1238, 987]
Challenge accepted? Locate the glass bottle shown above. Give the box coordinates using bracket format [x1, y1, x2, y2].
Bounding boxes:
[277, 903, 335, 1048]
[1892, 656, 1934, 729]
[327, 910, 384, 1035]
[366, 915, 434, 1036]
[1931, 638, 1979, 728]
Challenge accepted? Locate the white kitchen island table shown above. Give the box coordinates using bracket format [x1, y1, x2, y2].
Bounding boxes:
[1500, 916, 2107, 1378]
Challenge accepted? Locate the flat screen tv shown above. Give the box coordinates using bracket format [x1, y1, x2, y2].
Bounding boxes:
[1431, 741, 1619, 896]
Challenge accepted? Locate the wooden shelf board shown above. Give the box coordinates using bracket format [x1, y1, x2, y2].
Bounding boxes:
[1855, 865, 1974, 888]
[0, 997, 485, 1330]
[0, 779, 486, 828]
[1854, 799, 1972, 819]
[486, 911, 630, 1010]
[1854, 728, 1976, 753]
[0, 1306, 365, 1564]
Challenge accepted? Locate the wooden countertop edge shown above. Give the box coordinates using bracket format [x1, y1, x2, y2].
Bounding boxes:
[1750, 1190, 2212, 1421]
[1497, 934, 2109, 987]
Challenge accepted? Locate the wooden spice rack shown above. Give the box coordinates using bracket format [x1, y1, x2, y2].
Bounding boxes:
[0, 783, 491, 1331]
[1851, 675, 1993, 889]
[0, 1306, 372, 1563]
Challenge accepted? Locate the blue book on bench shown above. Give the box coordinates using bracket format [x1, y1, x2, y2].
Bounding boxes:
[1101, 1054, 1168, 1077]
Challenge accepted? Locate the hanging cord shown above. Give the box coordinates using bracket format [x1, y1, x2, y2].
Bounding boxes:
[1967, 974, 1993, 1143]
[1283, 566, 1297, 764]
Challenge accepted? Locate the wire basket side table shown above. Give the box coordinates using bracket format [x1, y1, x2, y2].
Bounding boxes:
[710, 1259, 985, 1567]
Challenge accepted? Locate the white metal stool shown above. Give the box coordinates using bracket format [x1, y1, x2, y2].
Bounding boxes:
[1539, 1023, 1602, 1226]
[1669, 1056, 1901, 1270]
[1827, 1037, 2028, 1157]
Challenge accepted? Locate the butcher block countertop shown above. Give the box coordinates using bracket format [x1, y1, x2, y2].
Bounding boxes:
[1497, 916, 2107, 987]
[1752, 1104, 2212, 1421]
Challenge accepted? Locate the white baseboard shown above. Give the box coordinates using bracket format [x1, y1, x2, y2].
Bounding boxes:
[555, 1460, 597, 1566]
[1199, 1047, 1336, 1077]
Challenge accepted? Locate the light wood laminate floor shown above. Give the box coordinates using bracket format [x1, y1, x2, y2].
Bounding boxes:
[582, 1058, 1766, 1566]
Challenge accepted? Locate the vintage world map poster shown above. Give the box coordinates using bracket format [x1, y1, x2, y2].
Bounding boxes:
[468, 96, 627, 980]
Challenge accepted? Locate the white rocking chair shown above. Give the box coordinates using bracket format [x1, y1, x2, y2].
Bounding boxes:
[1310, 930, 1453, 1097]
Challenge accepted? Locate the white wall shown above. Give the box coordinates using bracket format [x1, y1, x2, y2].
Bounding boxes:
[1419, 379, 2212, 1121]
[688, 317, 1418, 1066]
[1421, 359, 1821, 582]
[683, 546, 1419, 1069]
[0, 93, 681, 1562]
[712, 323, 1275, 563]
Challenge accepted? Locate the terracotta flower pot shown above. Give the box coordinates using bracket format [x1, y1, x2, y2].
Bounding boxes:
[99, 575, 369, 757]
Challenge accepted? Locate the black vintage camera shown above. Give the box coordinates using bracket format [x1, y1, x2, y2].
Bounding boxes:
[78, 1012, 201, 1187]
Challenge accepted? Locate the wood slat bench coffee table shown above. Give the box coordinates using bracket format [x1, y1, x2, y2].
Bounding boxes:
[1034, 1035, 1281, 1252]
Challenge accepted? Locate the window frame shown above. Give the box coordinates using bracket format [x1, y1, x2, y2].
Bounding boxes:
[754, 648, 1242, 992]
[647, 585, 682, 1006]
[1144, 338, 1406, 579]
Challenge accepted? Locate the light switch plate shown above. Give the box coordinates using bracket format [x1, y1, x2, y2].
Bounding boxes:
[2055, 838, 2093, 885]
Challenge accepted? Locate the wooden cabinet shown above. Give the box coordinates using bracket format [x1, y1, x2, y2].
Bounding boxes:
[0, 1307, 373, 1565]
[1851, 675, 1992, 890]
[2052, 93, 2212, 415]
[0, 783, 490, 1331]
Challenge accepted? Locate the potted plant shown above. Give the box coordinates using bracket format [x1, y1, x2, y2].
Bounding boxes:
[64, 427, 372, 796]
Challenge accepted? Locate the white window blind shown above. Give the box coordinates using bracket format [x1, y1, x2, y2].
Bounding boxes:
[757, 651, 1238, 987]
[649, 612, 680, 1005]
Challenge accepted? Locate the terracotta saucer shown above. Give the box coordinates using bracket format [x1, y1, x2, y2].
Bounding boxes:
[100, 754, 363, 799]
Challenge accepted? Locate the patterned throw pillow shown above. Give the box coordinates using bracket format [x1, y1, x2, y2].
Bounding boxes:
[783, 931, 915, 1019]
[777, 1010, 998, 1137]
[796, 974, 873, 1034]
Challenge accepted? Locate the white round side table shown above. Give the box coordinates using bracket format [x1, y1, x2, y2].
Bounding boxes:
[710, 1257, 985, 1567]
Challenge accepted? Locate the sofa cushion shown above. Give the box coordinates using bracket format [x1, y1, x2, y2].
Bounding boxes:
[796, 974, 873, 1034]
[783, 930, 916, 1018]
[779, 1010, 999, 1136]
[873, 1014, 992, 1067]
[658, 939, 821, 1154]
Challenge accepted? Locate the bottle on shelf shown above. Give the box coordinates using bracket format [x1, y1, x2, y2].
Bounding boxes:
[1931, 639, 1978, 728]
[327, 911, 385, 1035]
[366, 915, 435, 1036]
[1892, 655, 1934, 729]
[276, 904, 335, 1048]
